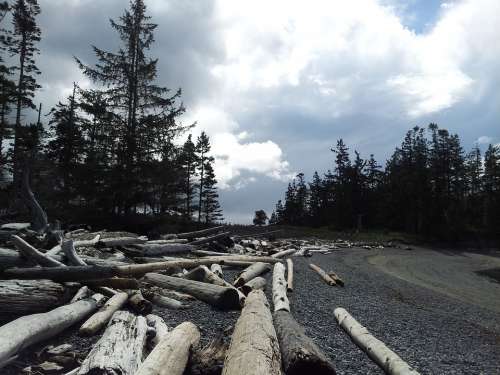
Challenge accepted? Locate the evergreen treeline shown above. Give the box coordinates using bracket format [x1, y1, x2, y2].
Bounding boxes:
[271, 124, 500, 240]
[0, 0, 223, 224]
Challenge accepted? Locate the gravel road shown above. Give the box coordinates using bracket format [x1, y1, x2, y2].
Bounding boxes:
[4, 245, 500, 374]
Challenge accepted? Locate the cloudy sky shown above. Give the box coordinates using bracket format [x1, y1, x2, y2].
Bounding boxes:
[30, 0, 500, 223]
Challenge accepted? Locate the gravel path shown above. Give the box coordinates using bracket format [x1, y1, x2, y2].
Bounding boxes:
[4, 245, 500, 374]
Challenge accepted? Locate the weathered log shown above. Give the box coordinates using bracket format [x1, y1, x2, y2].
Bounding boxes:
[47, 234, 101, 257]
[128, 290, 153, 315]
[78, 310, 148, 375]
[146, 314, 170, 348]
[190, 232, 232, 246]
[193, 249, 232, 257]
[1, 255, 279, 281]
[272, 262, 290, 312]
[148, 293, 190, 310]
[176, 226, 225, 239]
[286, 259, 294, 293]
[239, 276, 267, 296]
[309, 263, 336, 286]
[210, 263, 224, 278]
[79, 292, 129, 336]
[328, 272, 344, 286]
[0, 247, 32, 270]
[97, 236, 147, 248]
[136, 321, 200, 375]
[233, 229, 282, 240]
[222, 290, 282, 375]
[84, 278, 140, 290]
[62, 239, 86, 266]
[334, 308, 420, 375]
[0, 294, 105, 366]
[159, 289, 196, 301]
[274, 310, 336, 375]
[21, 167, 48, 232]
[1, 222, 30, 230]
[70, 286, 90, 303]
[189, 329, 229, 375]
[272, 248, 297, 259]
[134, 243, 194, 256]
[11, 235, 65, 267]
[146, 238, 188, 244]
[0, 279, 74, 319]
[221, 260, 255, 268]
[233, 262, 271, 287]
[144, 272, 241, 310]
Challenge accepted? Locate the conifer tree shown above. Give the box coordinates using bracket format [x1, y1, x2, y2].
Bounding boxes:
[180, 134, 197, 218]
[195, 131, 212, 222]
[201, 161, 223, 223]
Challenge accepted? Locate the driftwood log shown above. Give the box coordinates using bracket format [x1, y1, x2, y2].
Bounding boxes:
[146, 314, 170, 348]
[239, 276, 267, 296]
[136, 321, 200, 375]
[328, 272, 344, 286]
[128, 290, 153, 315]
[1, 255, 280, 281]
[0, 248, 32, 270]
[61, 239, 86, 266]
[272, 248, 297, 258]
[144, 273, 241, 310]
[133, 243, 194, 256]
[0, 279, 74, 319]
[148, 293, 190, 310]
[47, 234, 100, 257]
[210, 263, 223, 277]
[222, 290, 282, 375]
[272, 262, 290, 312]
[78, 310, 148, 375]
[0, 294, 105, 367]
[190, 232, 232, 246]
[189, 329, 229, 375]
[309, 263, 336, 286]
[71, 286, 90, 303]
[11, 235, 65, 267]
[96, 236, 147, 248]
[286, 259, 294, 292]
[79, 292, 129, 336]
[334, 308, 420, 375]
[233, 262, 271, 287]
[274, 310, 336, 375]
[176, 226, 225, 239]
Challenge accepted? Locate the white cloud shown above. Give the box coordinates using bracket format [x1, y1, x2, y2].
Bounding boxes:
[476, 136, 493, 145]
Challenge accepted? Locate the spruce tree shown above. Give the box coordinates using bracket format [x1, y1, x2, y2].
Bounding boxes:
[195, 131, 212, 222]
[180, 134, 197, 218]
[201, 161, 223, 223]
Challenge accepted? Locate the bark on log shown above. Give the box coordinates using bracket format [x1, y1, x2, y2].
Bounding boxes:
[274, 310, 336, 375]
[0, 279, 74, 319]
[11, 235, 65, 267]
[143, 273, 241, 310]
[233, 262, 271, 287]
[239, 276, 267, 296]
[272, 262, 290, 313]
[146, 314, 170, 349]
[78, 310, 148, 375]
[128, 290, 153, 315]
[286, 259, 294, 293]
[134, 243, 194, 256]
[0, 294, 104, 366]
[334, 308, 420, 375]
[309, 263, 336, 286]
[222, 290, 282, 375]
[175, 226, 225, 240]
[189, 329, 229, 375]
[79, 292, 129, 336]
[1, 256, 279, 281]
[148, 294, 190, 310]
[190, 232, 232, 246]
[136, 321, 200, 375]
[210, 264, 224, 278]
[272, 248, 297, 259]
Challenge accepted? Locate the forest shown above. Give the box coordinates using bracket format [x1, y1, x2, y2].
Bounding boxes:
[0, 0, 223, 228]
[271, 124, 500, 240]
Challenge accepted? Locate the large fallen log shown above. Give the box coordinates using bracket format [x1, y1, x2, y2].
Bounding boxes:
[274, 310, 336, 375]
[136, 321, 200, 375]
[0, 279, 74, 319]
[334, 308, 420, 375]
[233, 229, 282, 240]
[272, 248, 297, 259]
[233, 262, 271, 287]
[328, 271, 344, 287]
[47, 234, 100, 257]
[11, 235, 65, 267]
[61, 239, 86, 266]
[239, 276, 267, 296]
[146, 314, 170, 348]
[79, 292, 129, 336]
[193, 249, 233, 257]
[272, 262, 290, 313]
[97, 236, 147, 248]
[309, 263, 336, 286]
[84, 278, 140, 290]
[286, 259, 294, 293]
[189, 329, 229, 375]
[143, 272, 241, 310]
[133, 243, 194, 256]
[78, 310, 148, 375]
[128, 289, 153, 315]
[148, 293, 190, 310]
[0, 247, 32, 270]
[190, 232, 232, 246]
[175, 226, 225, 239]
[0, 294, 105, 367]
[1, 255, 280, 281]
[222, 290, 282, 375]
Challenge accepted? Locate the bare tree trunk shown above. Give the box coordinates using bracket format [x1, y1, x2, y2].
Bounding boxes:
[78, 310, 148, 375]
[222, 290, 282, 375]
[334, 308, 420, 375]
[136, 322, 200, 375]
[274, 310, 336, 375]
[0, 294, 105, 366]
